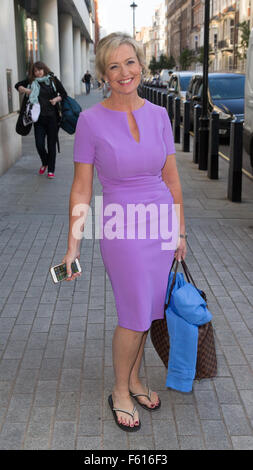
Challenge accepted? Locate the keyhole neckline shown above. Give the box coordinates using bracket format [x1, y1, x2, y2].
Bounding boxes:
[98, 100, 146, 144]
[98, 99, 146, 114]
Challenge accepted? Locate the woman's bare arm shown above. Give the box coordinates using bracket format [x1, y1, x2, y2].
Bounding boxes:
[162, 154, 187, 260]
[63, 162, 94, 278]
[162, 154, 185, 234]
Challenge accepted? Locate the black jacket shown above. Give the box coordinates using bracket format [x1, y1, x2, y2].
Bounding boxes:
[15, 74, 67, 122]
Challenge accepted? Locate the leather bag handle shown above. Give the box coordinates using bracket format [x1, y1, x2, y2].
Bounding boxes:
[164, 259, 200, 313]
[181, 259, 197, 289]
[181, 259, 207, 302]
[164, 259, 179, 312]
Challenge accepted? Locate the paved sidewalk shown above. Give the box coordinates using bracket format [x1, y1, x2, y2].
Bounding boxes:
[0, 89, 253, 450]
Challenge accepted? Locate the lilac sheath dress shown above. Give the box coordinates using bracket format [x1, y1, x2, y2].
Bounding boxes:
[74, 99, 178, 332]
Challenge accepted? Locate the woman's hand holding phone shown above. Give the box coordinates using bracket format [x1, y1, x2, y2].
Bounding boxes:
[62, 250, 81, 281]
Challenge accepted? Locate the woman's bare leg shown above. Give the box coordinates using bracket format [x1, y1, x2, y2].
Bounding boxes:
[129, 331, 160, 408]
[112, 325, 144, 427]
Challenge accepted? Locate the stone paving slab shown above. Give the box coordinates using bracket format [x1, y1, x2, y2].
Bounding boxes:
[0, 89, 252, 449]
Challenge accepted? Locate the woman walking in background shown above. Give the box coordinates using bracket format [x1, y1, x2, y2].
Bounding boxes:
[15, 61, 67, 179]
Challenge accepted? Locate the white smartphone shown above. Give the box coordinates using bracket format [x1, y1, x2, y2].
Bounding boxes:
[50, 258, 82, 283]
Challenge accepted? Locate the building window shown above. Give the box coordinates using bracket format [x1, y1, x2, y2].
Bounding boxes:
[214, 33, 218, 48]
[195, 35, 198, 50]
[213, 0, 218, 16]
[223, 19, 228, 39]
[230, 18, 235, 45]
[25, 17, 39, 67]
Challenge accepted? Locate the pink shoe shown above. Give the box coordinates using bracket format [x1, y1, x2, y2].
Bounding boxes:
[39, 165, 47, 175]
[47, 172, 55, 179]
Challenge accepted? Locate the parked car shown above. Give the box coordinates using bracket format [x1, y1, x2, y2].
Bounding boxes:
[145, 75, 159, 87]
[185, 73, 203, 126]
[143, 76, 152, 86]
[160, 69, 174, 88]
[151, 75, 163, 88]
[167, 71, 195, 118]
[186, 72, 245, 138]
[243, 28, 253, 169]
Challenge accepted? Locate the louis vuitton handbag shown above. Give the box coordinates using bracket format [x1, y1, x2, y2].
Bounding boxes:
[150, 259, 217, 380]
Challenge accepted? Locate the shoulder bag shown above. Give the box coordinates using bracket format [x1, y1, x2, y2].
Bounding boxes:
[16, 94, 32, 136]
[150, 259, 217, 380]
[50, 76, 82, 134]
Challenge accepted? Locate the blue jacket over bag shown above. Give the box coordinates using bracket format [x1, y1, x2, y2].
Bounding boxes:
[165, 271, 212, 392]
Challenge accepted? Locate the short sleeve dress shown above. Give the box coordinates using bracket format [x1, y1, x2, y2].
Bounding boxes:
[74, 99, 178, 332]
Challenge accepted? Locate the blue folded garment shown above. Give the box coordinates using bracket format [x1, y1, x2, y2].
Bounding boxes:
[166, 308, 198, 392]
[165, 271, 212, 392]
[171, 283, 212, 325]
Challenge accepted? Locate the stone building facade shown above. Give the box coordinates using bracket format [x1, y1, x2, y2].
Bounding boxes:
[166, 0, 252, 72]
[166, 0, 201, 69]
[136, 27, 153, 70]
[0, 0, 97, 176]
[209, 1, 253, 72]
[152, 1, 167, 61]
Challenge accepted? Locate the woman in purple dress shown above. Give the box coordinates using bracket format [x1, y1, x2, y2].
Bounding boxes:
[62, 33, 187, 432]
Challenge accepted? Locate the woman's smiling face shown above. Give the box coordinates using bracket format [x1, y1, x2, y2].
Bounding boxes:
[104, 43, 142, 96]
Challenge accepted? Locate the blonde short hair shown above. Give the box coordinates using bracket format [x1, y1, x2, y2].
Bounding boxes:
[96, 32, 147, 80]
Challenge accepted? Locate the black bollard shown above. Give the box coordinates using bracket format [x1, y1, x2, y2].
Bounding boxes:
[154, 89, 158, 105]
[199, 115, 209, 170]
[208, 111, 219, 179]
[149, 88, 152, 102]
[162, 92, 167, 108]
[173, 97, 181, 143]
[151, 88, 155, 104]
[157, 90, 161, 107]
[227, 120, 243, 202]
[193, 104, 202, 164]
[156, 89, 159, 105]
[148, 87, 151, 102]
[182, 100, 190, 152]
[167, 94, 174, 122]
[160, 91, 164, 107]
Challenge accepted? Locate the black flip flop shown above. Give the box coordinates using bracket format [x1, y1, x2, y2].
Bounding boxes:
[130, 388, 161, 411]
[108, 394, 141, 432]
